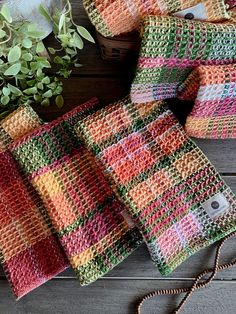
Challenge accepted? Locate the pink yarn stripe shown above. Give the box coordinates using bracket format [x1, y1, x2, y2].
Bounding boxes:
[191, 98, 236, 118]
[138, 57, 235, 69]
[60, 209, 123, 256]
[131, 83, 178, 103]
[29, 152, 78, 180]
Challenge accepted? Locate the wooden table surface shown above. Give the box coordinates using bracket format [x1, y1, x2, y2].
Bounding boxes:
[1, 1, 236, 313]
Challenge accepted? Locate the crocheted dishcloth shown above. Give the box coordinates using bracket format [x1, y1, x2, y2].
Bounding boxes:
[79, 97, 236, 276]
[11, 99, 142, 286]
[83, 0, 231, 37]
[0, 105, 68, 299]
[178, 64, 236, 139]
[130, 15, 236, 104]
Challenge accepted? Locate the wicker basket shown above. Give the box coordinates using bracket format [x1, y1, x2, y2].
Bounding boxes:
[96, 31, 141, 62]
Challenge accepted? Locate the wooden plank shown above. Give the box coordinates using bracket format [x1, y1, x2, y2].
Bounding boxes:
[0, 177, 235, 280]
[194, 140, 236, 174]
[33, 77, 130, 119]
[0, 279, 235, 314]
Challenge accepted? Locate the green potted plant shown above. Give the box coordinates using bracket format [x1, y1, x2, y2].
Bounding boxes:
[0, 0, 94, 118]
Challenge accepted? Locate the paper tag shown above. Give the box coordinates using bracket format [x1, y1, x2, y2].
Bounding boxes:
[121, 210, 135, 228]
[202, 193, 230, 219]
[173, 3, 208, 20]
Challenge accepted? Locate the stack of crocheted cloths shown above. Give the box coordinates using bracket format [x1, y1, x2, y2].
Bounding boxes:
[130, 15, 236, 103]
[11, 99, 142, 286]
[0, 105, 68, 299]
[79, 98, 236, 275]
[83, 0, 231, 37]
[178, 64, 236, 138]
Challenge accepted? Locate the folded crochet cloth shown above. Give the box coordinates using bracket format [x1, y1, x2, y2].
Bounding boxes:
[78, 97, 236, 275]
[0, 105, 68, 299]
[131, 15, 236, 104]
[83, 0, 231, 37]
[10, 98, 142, 286]
[178, 64, 236, 138]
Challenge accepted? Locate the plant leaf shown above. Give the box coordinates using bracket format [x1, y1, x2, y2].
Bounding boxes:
[59, 14, 65, 32]
[36, 69, 43, 78]
[48, 47, 56, 54]
[21, 67, 30, 74]
[34, 94, 42, 103]
[42, 76, 50, 84]
[37, 82, 44, 90]
[72, 33, 84, 50]
[22, 39, 32, 49]
[39, 4, 52, 22]
[4, 63, 21, 76]
[55, 95, 64, 109]
[0, 5, 12, 23]
[28, 24, 37, 32]
[22, 53, 33, 61]
[77, 26, 95, 43]
[2, 87, 10, 96]
[1, 95, 10, 105]
[54, 56, 63, 64]
[23, 87, 37, 95]
[27, 25, 45, 38]
[41, 98, 50, 107]
[8, 84, 22, 96]
[36, 42, 45, 53]
[8, 46, 21, 63]
[42, 90, 53, 98]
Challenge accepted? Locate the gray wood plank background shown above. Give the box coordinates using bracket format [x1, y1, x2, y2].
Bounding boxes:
[1, 1, 235, 313]
[1, 280, 236, 314]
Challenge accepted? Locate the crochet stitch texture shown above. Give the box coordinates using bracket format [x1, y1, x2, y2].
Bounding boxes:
[178, 64, 236, 139]
[79, 98, 236, 275]
[83, 0, 231, 37]
[11, 99, 142, 286]
[0, 105, 68, 299]
[131, 15, 236, 103]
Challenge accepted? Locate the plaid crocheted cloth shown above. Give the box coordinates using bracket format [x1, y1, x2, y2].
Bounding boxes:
[11, 99, 142, 286]
[130, 15, 236, 104]
[79, 97, 236, 276]
[83, 0, 231, 37]
[178, 64, 236, 139]
[0, 105, 68, 299]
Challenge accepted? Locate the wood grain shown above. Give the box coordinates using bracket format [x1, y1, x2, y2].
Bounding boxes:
[0, 279, 235, 314]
